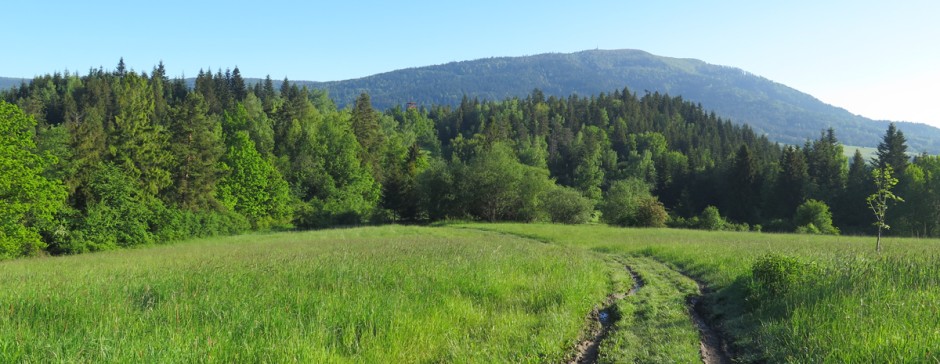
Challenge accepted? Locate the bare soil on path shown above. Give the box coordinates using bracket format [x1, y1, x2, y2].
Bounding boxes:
[568, 265, 643, 364]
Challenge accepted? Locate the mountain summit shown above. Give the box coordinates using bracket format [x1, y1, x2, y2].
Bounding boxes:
[296, 49, 940, 153]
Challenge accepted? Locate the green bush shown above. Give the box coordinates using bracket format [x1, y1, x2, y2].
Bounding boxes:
[634, 197, 668, 227]
[750, 254, 816, 299]
[543, 186, 594, 224]
[698, 206, 726, 230]
[601, 178, 667, 227]
[794, 199, 839, 235]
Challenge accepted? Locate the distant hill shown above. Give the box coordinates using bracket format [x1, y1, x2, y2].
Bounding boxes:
[4, 50, 938, 152]
[0, 77, 27, 90]
[289, 50, 940, 153]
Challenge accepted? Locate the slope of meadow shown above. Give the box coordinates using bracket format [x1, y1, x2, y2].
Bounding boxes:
[0, 226, 609, 363]
[462, 223, 940, 362]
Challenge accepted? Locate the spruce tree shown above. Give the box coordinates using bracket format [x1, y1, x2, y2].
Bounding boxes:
[874, 123, 909, 175]
[773, 145, 808, 219]
[350, 93, 385, 182]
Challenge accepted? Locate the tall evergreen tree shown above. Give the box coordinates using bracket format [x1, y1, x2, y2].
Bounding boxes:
[874, 123, 909, 175]
[773, 145, 808, 219]
[838, 149, 874, 232]
[108, 72, 172, 196]
[350, 93, 385, 182]
[805, 128, 846, 203]
[727, 144, 761, 223]
[167, 93, 224, 210]
[230, 67, 247, 102]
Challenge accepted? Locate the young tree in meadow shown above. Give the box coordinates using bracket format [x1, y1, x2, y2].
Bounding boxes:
[0, 102, 67, 258]
[867, 165, 903, 252]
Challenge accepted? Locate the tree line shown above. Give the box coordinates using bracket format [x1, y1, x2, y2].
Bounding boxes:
[0, 60, 931, 259]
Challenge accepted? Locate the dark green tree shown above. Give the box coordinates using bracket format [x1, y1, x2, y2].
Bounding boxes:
[874, 123, 909, 175]
[167, 93, 224, 210]
[838, 150, 873, 232]
[108, 72, 172, 196]
[773, 146, 808, 218]
[350, 93, 385, 182]
[804, 128, 846, 204]
[727, 144, 761, 223]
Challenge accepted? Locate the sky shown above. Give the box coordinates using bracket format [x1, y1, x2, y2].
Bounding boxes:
[5, 0, 939, 127]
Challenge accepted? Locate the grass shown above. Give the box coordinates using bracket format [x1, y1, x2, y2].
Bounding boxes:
[5, 222, 939, 362]
[599, 256, 701, 363]
[460, 223, 940, 362]
[0, 226, 610, 363]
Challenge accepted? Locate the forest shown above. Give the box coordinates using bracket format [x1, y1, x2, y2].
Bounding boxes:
[1, 60, 936, 259]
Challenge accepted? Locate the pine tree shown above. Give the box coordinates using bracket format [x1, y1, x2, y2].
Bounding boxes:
[230, 66, 247, 102]
[874, 123, 909, 175]
[727, 144, 761, 223]
[108, 72, 172, 196]
[805, 128, 846, 203]
[773, 145, 808, 219]
[350, 93, 385, 182]
[838, 149, 874, 232]
[167, 93, 224, 210]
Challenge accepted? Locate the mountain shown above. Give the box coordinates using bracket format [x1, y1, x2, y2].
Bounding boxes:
[290, 49, 940, 153]
[3, 50, 938, 152]
[0, 77, 28, 90]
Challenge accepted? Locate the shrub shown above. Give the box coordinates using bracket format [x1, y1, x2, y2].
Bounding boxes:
[600, 178, 667, 227]
[793, 199, 839, 235]
[543, 186, 594, 224]
[750, 254, 816, 299]
[634, 197, 668, 227]
[698, 206, 726, 230]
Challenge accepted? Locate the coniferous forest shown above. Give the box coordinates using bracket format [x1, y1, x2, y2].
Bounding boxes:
[1, 61, 936, 259]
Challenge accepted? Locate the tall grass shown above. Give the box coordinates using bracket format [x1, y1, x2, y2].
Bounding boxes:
[0, 226, 609, 363]
[464, 223, 940, 362]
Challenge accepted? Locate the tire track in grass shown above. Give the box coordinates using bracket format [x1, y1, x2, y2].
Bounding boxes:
[590, 256, 732, 364]
[688, 277, 731, 364]
[568, 265, 643, 364]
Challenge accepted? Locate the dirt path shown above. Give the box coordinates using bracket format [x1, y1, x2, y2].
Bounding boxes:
[688, 281, 732, 364]
[567, 265, 643, 364]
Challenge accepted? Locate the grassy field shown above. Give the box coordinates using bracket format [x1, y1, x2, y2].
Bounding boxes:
[3, 223, 938, 362]
[0, 226, 611, 363]
[462, 223, 940, 362]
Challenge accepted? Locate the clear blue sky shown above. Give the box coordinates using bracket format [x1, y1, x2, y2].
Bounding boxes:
[5, 0, 939, 127]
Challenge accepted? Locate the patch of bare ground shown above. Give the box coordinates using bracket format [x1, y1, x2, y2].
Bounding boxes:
[688, 280, 732, 364]
[567, 266, 643, 364]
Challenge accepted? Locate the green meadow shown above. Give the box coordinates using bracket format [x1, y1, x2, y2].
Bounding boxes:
[2, 224, 939, 362]
[0, 226, 609, 363]
[463, 223, 940, 362]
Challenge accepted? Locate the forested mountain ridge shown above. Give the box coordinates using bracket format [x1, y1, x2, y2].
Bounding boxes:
[282, 49, 940, 153]
[0, 77, 27, 90]
[4, 51, 938, 151]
